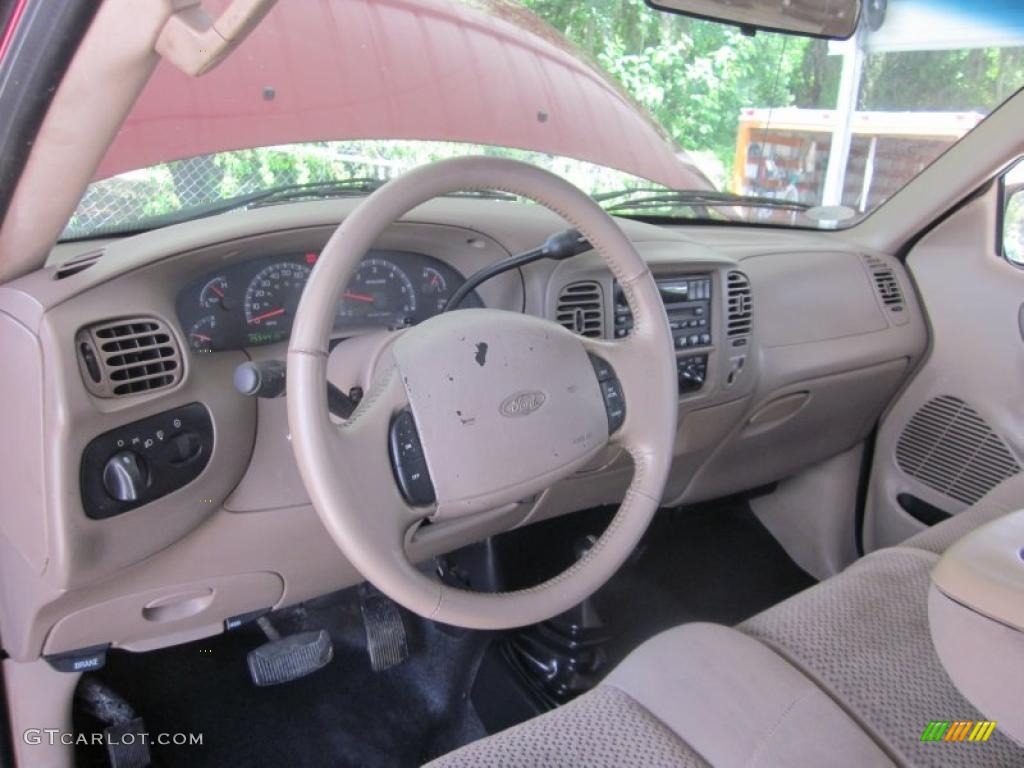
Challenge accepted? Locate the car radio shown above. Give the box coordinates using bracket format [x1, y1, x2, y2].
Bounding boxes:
[614, 274, 713, 393]
[614, 275, 712, 348]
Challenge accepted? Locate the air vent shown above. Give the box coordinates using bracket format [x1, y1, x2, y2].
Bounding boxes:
[726, 271, 752, 338]
[76, 317, 182, 397]
[54, 250, 103, 279]
[863, 254, 908, 324]
[556, 281, 604, 338]
[896, 395, 1021, 505]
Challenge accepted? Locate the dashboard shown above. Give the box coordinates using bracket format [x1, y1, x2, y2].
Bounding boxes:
[175, 249, 481, 352]
[0, 197, 928, 668]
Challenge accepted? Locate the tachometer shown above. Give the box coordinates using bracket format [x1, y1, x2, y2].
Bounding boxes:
[338, 258, 417, 327]
[244, 262, 312, 329]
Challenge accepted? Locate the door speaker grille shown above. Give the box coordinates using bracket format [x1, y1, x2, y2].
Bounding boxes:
[895, 395, 1020, 505]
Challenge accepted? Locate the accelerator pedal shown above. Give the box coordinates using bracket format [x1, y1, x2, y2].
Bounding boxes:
[360, 590, 409, 671]
[247, 616, 334, 686]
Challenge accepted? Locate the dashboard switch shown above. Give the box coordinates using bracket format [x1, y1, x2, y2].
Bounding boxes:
[102, 451, 148, 502]
[172, 431, 203, 463]
[80, 403, 214, 519]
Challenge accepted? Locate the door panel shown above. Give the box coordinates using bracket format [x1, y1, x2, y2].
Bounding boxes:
[865, 182, 1024, 551]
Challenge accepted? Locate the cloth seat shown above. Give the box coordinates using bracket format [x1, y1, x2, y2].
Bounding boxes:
[428, 477, 1024, 767]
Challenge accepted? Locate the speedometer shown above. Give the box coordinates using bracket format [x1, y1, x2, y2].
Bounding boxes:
[337, 258, 417, 328]
[244, 262, 312, 330]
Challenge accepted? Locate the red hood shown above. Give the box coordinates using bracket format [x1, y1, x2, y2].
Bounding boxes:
[95, 0, 711, 191]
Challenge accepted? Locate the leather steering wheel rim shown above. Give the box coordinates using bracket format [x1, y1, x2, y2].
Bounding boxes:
[287, 156, 677, 629]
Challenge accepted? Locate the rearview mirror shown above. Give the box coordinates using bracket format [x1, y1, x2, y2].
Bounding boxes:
[644, 0, 860, 40]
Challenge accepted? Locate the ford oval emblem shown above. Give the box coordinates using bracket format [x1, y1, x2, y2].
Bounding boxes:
[499, 390, 547, 418]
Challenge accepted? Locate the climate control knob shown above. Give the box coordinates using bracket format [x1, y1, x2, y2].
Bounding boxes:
[102, 451, 148, 502]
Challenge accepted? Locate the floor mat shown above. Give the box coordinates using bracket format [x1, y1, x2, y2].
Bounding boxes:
[74, 590, 488, 768]
[492, 499, 818, 669]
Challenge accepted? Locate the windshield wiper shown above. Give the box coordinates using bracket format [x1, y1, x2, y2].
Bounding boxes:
[595, 187, 811, 215]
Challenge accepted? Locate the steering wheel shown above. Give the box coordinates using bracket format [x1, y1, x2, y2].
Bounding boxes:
[287, 157, 677, 629]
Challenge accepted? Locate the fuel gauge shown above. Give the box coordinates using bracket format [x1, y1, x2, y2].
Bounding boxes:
[189, 315, 218, 352]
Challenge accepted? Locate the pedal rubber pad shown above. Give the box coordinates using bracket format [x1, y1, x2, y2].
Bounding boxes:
[247, 629, 334, 686]
[105, 718, 151, 768]
[360, 592, 409, 671]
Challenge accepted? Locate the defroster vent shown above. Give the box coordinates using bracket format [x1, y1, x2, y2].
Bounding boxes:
[726, 271, 752, 338]
[556, 281, 604, 338]
[76, 317, 183, 397]
[895, 395, 1020, 505]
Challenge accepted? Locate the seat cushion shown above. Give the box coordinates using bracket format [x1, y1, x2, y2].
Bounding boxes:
[423, 685, 709, 767]
[604, 623, 895, 768]
[429, 624, 894, 768]
[741, 547, 1024, 766]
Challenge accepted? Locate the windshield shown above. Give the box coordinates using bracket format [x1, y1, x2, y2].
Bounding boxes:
[64, 0, 1024, 239]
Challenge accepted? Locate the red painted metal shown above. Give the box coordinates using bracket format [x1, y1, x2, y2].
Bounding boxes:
[95, 0, 710, 191]
[0, 0, 29, 64]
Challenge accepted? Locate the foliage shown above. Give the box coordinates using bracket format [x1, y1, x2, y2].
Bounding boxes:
[64, 0, 1024, 238]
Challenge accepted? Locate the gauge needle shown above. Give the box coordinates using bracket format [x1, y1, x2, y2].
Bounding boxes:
[210, 284, 225, 298]
[344, 291, 375, 304]
[248, 307, 285, 324]
[191, 333, 212, 342]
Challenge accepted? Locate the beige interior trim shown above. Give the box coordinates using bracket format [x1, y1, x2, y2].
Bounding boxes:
[0, 0, 184, 282]
[931, 509, 1024, 632]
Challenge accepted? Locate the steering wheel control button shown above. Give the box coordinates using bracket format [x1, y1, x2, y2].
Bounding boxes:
[389, 410, 436, 505]
[589, 354, 626, 433]
[590, 355, 615, 383]
[80, 402, 214, 519]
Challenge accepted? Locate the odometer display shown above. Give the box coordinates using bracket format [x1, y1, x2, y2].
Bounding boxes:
[244, 262, 312, 329]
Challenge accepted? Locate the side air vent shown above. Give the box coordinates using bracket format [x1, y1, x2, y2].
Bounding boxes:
[896, 395, 1021, 505]
[75, 317, 183, 397]
[556, 281, 604, 338]
[725, 271, 752, 338]
[54, 250, 103, 279]
[863, 254, 908, 324]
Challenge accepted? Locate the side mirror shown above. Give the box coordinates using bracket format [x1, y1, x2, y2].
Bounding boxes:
[1004, 176, 1024, 268]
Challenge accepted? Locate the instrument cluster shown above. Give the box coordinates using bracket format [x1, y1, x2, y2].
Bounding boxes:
[175, 249, 480, 352]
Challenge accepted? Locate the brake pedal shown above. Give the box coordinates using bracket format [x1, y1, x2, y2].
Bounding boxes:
[360, 591, 408, 671]
[247, 617, 334, 686]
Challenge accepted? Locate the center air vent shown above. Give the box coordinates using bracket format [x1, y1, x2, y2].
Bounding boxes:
[556, 281, 604, 338]
[76, 318, 182, 397]
[863, 254, 908, 325]
[726, 271, 752, 338]
[896, 395, 1021, 505]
